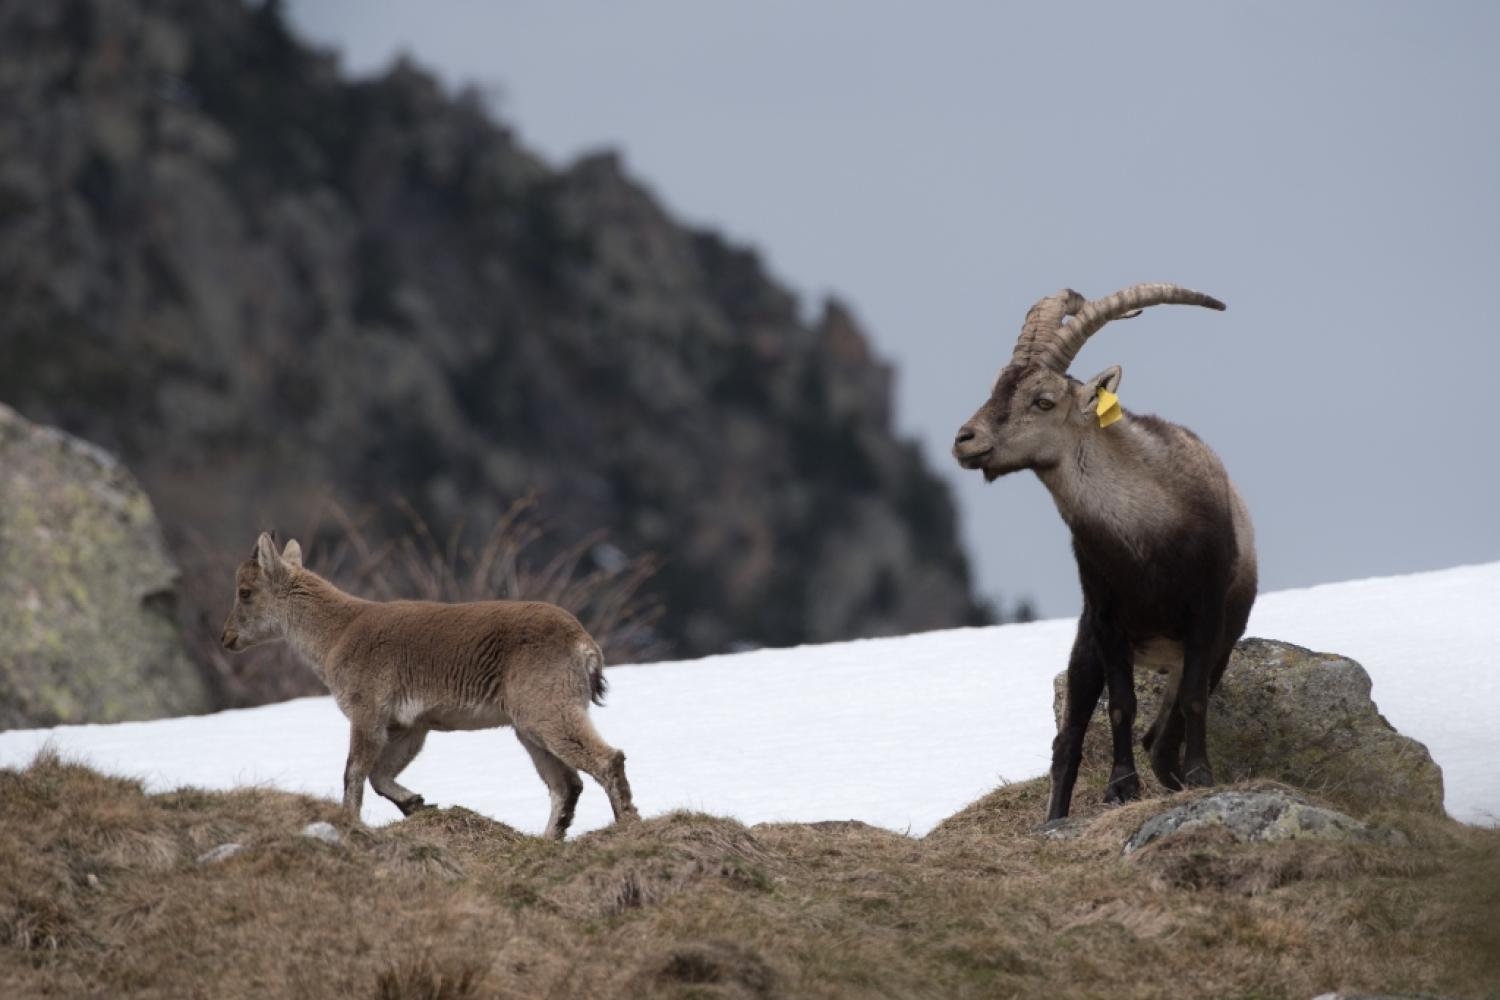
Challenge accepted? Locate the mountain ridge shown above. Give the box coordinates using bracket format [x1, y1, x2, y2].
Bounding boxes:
[0, 0, 990, 684]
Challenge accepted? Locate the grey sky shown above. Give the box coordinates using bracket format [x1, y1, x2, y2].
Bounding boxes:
[287, 1, 1500, 618]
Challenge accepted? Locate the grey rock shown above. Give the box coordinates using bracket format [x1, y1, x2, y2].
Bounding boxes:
[1124, 789, 1401, 855]
[0, 403, 212, 729]
[1053, 638, 1445, 815]
[197, 843, 245, 864]
[301, 821, 341, 844]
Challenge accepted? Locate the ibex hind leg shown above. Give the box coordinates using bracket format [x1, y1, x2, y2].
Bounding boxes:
[527, 710, 639, 826]
[517, 730, 583, 841]
[1142, 655, 1186, 790]
[1180, 643, 1235, 788]
[1145, 710, 1186, 790]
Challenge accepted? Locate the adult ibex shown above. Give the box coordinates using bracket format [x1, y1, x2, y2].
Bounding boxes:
[222, 533, 639, 838]
[952, 283, 1257, 822]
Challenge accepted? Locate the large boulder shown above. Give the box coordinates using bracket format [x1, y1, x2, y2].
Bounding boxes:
[1052, 638, 1445, 816]
[0, 403, 211, 728]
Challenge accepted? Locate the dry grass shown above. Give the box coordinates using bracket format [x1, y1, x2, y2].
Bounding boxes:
[181, 495, 664, 708]
[2, 750, 1496, 999]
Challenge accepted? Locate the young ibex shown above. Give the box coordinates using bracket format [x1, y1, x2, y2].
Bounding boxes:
[221, 533, 639, 838]
[952, 283, 1257, 822]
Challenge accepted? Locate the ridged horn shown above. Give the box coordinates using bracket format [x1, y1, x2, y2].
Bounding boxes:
[1010, 289, 1087, 368]
[1040, 283, 1226, 374]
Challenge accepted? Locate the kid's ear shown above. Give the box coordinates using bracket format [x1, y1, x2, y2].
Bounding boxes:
[281, 539, 303, 569]
[256, 532, 282, 578]
[1080, 365, 1123, 410]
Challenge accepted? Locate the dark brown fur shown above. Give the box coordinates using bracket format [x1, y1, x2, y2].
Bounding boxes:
[955, 328, 1257, 823]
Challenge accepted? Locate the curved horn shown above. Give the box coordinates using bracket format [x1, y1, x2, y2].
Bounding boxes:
[1042, 283, 1226, 373]
[1011, 289, 1087, 367]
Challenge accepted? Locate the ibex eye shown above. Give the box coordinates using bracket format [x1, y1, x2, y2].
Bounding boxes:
[238, 588, 254, 601]
[1034, 398, 1055, 411]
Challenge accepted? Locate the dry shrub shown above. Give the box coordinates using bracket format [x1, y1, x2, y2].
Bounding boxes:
[641, 939, 779, 998]
[2, 891, 82, 956]
[181, 495, 664, 708]
[549, 812, 777, 918]
[397, 807, 529, 857]
[373, 954, 486, 1000]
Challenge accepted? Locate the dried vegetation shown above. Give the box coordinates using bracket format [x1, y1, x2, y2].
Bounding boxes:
[2, 752, 1496, 998]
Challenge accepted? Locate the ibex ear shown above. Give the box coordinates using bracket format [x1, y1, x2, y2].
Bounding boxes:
[281, 539, 303, 569]
[256, 532, 283, 579]
[1080, 365, 1123, 411]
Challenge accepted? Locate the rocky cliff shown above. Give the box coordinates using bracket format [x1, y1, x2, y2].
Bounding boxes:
[0, 0, 988, 677]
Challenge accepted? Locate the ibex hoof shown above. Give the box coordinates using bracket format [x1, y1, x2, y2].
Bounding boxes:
[1150, 752, 1184, 791]
[397, 795, 433, 817]
[1103, 769, 1142, 805]
[1182, 762, 1215, 788]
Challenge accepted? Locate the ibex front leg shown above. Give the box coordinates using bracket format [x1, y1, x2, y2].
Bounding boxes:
[342, 723, 387, 821]
[1100, 627, 1142, 805]
[371, 727, 431, 816]
[1047, 621, 1106, 822]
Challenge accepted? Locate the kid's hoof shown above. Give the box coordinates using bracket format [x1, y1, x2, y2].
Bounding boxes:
[397, 796, 433, 817]
[1103, 770, 1142, 805]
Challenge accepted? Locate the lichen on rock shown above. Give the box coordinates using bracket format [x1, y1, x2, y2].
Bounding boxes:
[0, 403, 211, 728]
[1123, 788, 1400, 854]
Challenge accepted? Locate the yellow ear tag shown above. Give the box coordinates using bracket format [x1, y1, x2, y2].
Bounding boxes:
[1096, 388, 1122, 428]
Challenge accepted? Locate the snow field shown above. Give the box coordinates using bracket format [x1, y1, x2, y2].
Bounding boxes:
[1, 562, 1494, 835]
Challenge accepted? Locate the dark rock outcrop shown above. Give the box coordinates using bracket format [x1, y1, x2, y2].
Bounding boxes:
[0, 0, 987, 686]
[0, 403, 212, 728]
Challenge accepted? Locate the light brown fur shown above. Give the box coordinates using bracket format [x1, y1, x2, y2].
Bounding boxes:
[222, 533, 638, 837]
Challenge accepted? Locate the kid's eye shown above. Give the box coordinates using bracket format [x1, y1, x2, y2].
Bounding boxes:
[238, 588, 254, 601]
[1034, 398, 1055, 411]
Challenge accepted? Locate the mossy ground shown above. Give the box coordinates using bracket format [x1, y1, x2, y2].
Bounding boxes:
[2, 752, 1496, 998]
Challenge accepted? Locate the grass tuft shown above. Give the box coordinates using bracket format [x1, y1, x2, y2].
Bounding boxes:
[373, 954, 486, 1000]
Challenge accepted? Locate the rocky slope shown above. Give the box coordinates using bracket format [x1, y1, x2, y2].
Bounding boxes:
[0, 0, 988, 680]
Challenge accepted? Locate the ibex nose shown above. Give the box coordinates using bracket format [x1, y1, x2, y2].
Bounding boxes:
[221, 629, 238, 651]
[954, 427, 976, 446]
